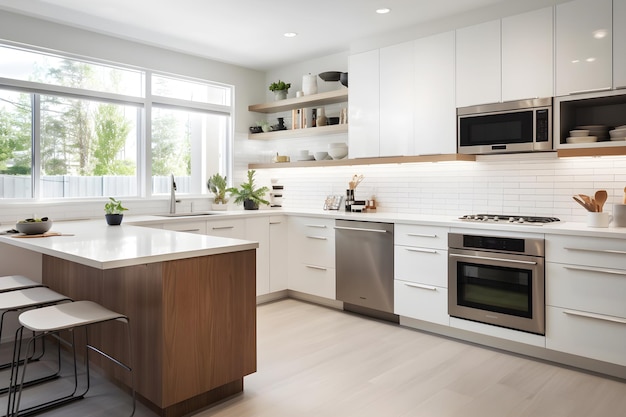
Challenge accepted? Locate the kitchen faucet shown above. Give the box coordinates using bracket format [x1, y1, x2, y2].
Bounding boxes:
[169, 174, 179, 214]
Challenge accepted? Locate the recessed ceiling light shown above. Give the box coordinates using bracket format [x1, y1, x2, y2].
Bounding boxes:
[376, 8, 391, 14]
[284, 32, 298, 38]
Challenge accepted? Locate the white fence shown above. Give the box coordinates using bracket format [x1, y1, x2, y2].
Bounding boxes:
[0, 175, 190, 198]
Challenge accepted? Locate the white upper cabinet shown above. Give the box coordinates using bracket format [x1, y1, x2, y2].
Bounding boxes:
[615, 0, 626, 89]
[413, 31, 456, 155]
[380, 41, 415, 156]
[348, 49, 380, 158]
[556, 0, 612, 96]
[502, 7, 554, 101]
[455, 20, 501, 107]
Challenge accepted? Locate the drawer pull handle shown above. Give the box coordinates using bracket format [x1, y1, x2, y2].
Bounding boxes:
[404, 283, 437, 291]
[407, 233, 437, 238]
[564, 265, 626, 277]
[405, 247, 438, 254]
[306, 236, 327, 240]
[564, 247, 626, 256]
[568, 87, 611, 95]
[177, 229, 200, 232]
[305, 265, 327, 271]
[212, 226, 234, 230]
[563, 310, 626, 325]
[270, 221, 282, 225]
[306, 224, 327, 229]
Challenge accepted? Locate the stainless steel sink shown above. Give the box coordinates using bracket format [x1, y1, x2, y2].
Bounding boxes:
[155, 212, 218, 217]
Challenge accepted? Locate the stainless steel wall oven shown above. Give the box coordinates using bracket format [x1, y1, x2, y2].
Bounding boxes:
[448, 233, 545, 335]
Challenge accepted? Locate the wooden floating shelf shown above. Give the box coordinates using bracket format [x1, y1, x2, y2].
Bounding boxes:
[248, 123, 348, 140]
[249, 154, 476, 169]
[556, 141, 626, 157]
[248, 89, 348, 114]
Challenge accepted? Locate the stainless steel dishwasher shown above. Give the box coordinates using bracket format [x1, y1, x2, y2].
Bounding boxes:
[335, 219, 397, 322]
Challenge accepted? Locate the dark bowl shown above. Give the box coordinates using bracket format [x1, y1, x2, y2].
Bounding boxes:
[318, 71, 341, 82]
[327, 117, 340, 125]
[249, 126, 263, 134]
[16, 219, 53, 235]
[340, 72, 348, 87]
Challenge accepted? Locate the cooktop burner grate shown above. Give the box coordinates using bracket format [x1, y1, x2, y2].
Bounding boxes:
[458, 214, 561, 225]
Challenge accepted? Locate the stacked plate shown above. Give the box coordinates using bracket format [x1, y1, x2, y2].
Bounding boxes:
[566, 128, 596, 144]
[609, 125, 626, 141]
[577, 125, 609, 140]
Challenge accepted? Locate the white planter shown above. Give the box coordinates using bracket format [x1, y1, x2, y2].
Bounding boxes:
[211, 202, 228, 211]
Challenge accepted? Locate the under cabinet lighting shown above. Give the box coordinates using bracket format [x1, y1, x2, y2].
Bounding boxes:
[376, 8, 391, 14]
[283, 32, 298, 38]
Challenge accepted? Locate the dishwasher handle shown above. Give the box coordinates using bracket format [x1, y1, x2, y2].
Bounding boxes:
[334, 226, 387, 233]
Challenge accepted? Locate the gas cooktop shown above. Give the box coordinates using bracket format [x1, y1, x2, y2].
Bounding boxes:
[458, 214, 561, 225]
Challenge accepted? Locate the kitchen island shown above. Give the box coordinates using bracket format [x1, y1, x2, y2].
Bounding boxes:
[1, 220, 259, 417]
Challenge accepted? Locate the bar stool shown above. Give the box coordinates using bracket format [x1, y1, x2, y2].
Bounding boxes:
[0, 276, 44, 293]
[7, 300, 135, 417]
[0, 287, 72, 384]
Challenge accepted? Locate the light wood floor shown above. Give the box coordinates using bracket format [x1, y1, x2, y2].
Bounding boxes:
[4, 298, 626, 417]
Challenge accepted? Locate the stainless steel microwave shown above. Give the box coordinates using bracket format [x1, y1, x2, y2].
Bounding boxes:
[457, 98, 552, 155]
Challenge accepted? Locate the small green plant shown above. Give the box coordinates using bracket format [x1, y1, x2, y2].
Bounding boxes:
[268, 80, 291, 92]
[104, 197, 128, 215]
[207, 173, 229, 204]
[227, 170, 269, 210]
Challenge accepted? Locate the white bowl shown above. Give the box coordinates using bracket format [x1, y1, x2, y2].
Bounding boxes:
[314, 151, 329, 161]
[609, 128, 626, 138]
[328, 147, 348, 160]
[569, 129, 590, 137]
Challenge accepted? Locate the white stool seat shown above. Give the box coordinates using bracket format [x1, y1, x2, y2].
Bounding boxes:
[19, 300, 127, 332]
[0, 287, 69, 310]
[0, 275, 43, 292]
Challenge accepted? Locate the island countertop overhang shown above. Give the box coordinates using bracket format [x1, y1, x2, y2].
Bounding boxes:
[0, 219, 259, 270]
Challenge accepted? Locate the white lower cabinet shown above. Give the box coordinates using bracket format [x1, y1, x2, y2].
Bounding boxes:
[394, 280, 449, 326]
[545, 234, 626, 366]
[393, 224, 449, 325]
[288, 216, 335, 300]
[205, 218, 246, 239]
[246, 217, 270, 296]
[269, 216, 288, 293]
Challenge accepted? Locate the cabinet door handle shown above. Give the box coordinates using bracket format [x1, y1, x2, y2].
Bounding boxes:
[404, 282, 437, 291]
[212, 226, 234, 230]
[563, 310, 626, 325]
[405, 247, 438, 254]
[305, 224, 327, 228]
[406, 233, 437, 238]
[306, 236, 327, 240]
[568, 87, 611, 95]
[270, 221, 282, 225]
[177, 229, 200, 233]
[564, 247, 626, 256]
[305, 265, 327, 271]
[563, 265, 626, 277]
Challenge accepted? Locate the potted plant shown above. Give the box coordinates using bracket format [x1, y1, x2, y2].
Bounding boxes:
[268, 80, 291, 100]
[207, 173, 229, 210]
[104, 197, 128, 225]
[227, 170, 269, 210]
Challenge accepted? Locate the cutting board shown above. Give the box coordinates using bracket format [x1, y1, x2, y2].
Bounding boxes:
[11, 232, 73, 238]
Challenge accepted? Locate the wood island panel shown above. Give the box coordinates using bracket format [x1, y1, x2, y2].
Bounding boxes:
[42, 249, 257, 417]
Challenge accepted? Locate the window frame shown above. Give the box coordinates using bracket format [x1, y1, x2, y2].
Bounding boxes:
[0, 43, 234, 202]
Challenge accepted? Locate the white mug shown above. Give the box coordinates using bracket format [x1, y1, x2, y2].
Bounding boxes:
[587, 211, 612, 228]
[613, 204, 626, 227]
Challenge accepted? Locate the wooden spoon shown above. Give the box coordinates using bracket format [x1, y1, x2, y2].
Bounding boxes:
[578, 194, 596, 212]
[594, 190, 608, 212]
[573, 196, 591, 211]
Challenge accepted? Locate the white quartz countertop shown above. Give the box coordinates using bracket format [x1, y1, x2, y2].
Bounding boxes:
[0, 219, 258, 270]
[127, 208, 626, 239]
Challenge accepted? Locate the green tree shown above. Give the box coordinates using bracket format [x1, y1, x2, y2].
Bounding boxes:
[151, 111, 183, 176]
[93, 103, 133, 175]
[0, 91, 32, 175]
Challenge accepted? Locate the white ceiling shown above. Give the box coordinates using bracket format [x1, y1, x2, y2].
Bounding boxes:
[0, 0, 555, 71]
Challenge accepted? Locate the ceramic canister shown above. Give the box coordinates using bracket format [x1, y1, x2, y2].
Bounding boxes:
[302, 74, 317, 95]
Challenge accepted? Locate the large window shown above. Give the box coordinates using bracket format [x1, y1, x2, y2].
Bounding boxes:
[0, 44, 232, 200]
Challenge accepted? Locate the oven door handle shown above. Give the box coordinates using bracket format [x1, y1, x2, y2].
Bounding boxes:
[334, 226, 387, 233]
[449, 253, 537, 265]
